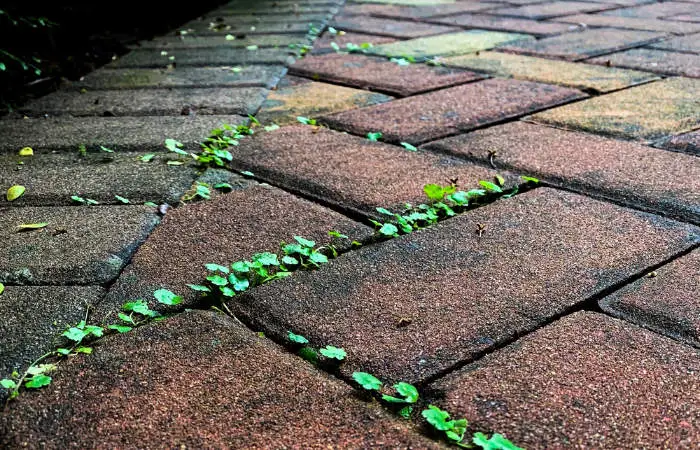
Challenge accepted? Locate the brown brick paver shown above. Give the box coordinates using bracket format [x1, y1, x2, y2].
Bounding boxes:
[601, 1, 698, 18]
[330, 15, 459, 38]
[489, 1, 617, 19]
[311, 31, 398, 54]
[431, 13, 578, 36]
[0, 310, 438, 448]
[291, 53, 483, 96]
[342, 2, 507, 19]
[656, 130, 700, 155]
[424, 121, 700, 224]
[229, 189, 699, 384]
[649, 33, 700, 53]
[553, 13, 700, 34]
[588, 48, 700, 78]
[600, 249, 700, 347]
[110, 47, 296, 68]
[427, 312, 700, 448]
[323, 78, 585, 144]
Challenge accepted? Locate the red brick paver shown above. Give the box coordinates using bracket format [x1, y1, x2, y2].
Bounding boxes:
[331, 15, 459, 38]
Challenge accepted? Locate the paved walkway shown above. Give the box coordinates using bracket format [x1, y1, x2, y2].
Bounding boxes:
[1, 0, 699, 448]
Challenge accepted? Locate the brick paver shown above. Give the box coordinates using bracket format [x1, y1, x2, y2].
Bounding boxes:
[331, 15, 459, 38]
[229, 125, 511, 215]
[230, 188, 699, 383]
[0, 206, 159, 284]
[530, 77, 700, 141]
[444, 51, 658, 93]
[256, 76, 393, 124]
[588, 48, 700, 77]
[291, 53, 483, 96]
[553, 13, 700, 34]
[500, 27, 665, 60]
[656, 130, 700, 155]
[311, 31, 398, 54]
[601, 249, 700, 347]
[0, 310, 438, 448]
[133, 34, 309, 50]
[367, 30, 535, 59]
[99, 183, 372, 316]
[341, 2, 506, 19]
[428, 311, 700, 448]
[489, 1, 617, 19]
[601, 1, 698, 18]
[649, 33, 700, 53]
[431, 13, 578, 36]
[0, 115, 247, 153]
[424, 121, 700, 223]
[110, 47, 295, 68]
[19, 87, 268, 117]
[323, 78, 585, 144]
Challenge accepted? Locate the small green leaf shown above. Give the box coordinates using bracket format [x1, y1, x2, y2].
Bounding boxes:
[1, 379, 17, 389]
[288, 331, 309, 345]
[99, 145, 114, 153]
[187, 284, 211, 292]
[264, 124, 280, 132]
[154, 288, 182, 306]
[0, 283, 4, 296]
[207, 274, 228, 286]
[205, 263, 230, 273]
[495, 174, 505, 187]
[75, 346, 93, 354]
[252, 252, 279, 266]
[25, 374, 51, 389]
[17, 222, 48, 230]
[296, 116, 317, 126]
[164, 138, 187, 155]
[6, 185, 26, 201]
[309, 251, 329, 265]
[114, 195, 130, 204]
[328, 230, 348, 239]
[229, 273, 250, 292]
[225, 34, 235, 41]
[378, 223, 399, 237]
[367, 132, 382, 142]
[84, 325, 104, 338]
[423, 184, 444, 201]
[400, 142, 417, 151]
[521, 175, 540, 184]
[118, 312, 136, 325]
[139, 153, 155, 162]
[376, 207, 394, 216]
[399, 406, 413, 419]
[108, 324, 133, 333]
[214, 182, 232, 191]
[62, 327, 88, 342]
[240, 170, 255, 177]
[55, 348, 71, 356]
[220, 286, 236, 297]
[144, 201, 158, 207]
[231, 261, 249, 273]
[422, 405, 452, 431]
[246, 45, 259, 51]
[282, 255, 299, 266]
[297, 346, 319, 364]
[294, 236, 316, 248]
[479, 180, 502, 193]
[352, 372, 382, 391]
[319, 345, 346, 360]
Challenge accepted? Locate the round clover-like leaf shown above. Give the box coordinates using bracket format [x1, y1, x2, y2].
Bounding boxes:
[288, 331, 309, 345]
[24, 374, 51, 389]
[154, 288, 182, 306]
[319, 345, 346, 361]
[352, 372, 382, 391]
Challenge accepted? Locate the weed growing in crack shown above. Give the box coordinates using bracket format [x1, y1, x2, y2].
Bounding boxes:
[286, 331, 346, 367]
[164, 123, 255, 169]
[0, 289, 182, 403]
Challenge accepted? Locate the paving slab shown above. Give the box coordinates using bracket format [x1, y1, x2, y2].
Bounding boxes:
[256, 76, 393, 125]
[431, 13, 578, 36]
[330, 15, 459, 38]
[601, 249, 700, 347]
[0, 310, 438, 449]
[110, 48, 296, 68]
[230, 188, 700, 384]
[291, 53, 483, 96]
[0, 115, 247, 154]
[649, 33, 700, 53]
[588, 48, 700, 77]
[228, 125, 509, 215]
[665, 13, 700, 23]
[444, 51, 658, 93]
[367, 30, 535, 60]
[553, 13, 700, 34]
[133, 34, 310, 50]
[201, 12, 331, 22]
[350, 0, 458, 5]
[428, 311, 700, 449]
[177, 18, 314, 36]
[489, 1, 616, 19]
[0, 286, 104, 393]
[601, 1, 698, 18]
[655, 130, 700, 155]
[0, 206, 159, 285]
[322, 78, 585, 144]
[71, 66, 287, 90]
[529, 77, 700, 141]
[1, 152, 198, 207]
[19, 87, 268, 117]
[424, 121, 700, 224]
[311, 31, 399, 54]
[99, 184, 372, 316]
[215, 4, 340, 15]
[340, 2, 507, 19]
[500, 27, 665, 60]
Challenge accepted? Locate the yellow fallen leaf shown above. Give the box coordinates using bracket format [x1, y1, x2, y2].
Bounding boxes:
[18, 222, 49, 231]
[6, 185, 26, 201]
[18, 147, 34, 156]
[0, 283, 4, 296]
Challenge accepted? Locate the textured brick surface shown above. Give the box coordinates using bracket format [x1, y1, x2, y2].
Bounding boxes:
[72, 66, 287, 90]
[110, 48, 295, 68]
[588, 48, 700, 77]
[311, 31, 398, 54]
[133, 34, 310, 50]
[490, 1, 616, 19]
[323, 78, 585, 144]
[0, 286, 104, 392]
[19, 87, 268, 117]
[341, 2, 506, 19]
[229, 125, 509, 215]
[601, 249, 700, 347]
[432, 13, 577, 36]
[0, 311, 438, 449]
[291, 53, 482, 96]
[530, 77, 700, 141]
[424, 121, 700, 223]
[428, 312, 700, 449]
[554, 13, 700, 34]
[99, 184, 372, 316]
[368, 30, 535, 60]
[331, 15, 458, 38]
[601, 1, 698, 18]
[256, 76, 393, 125]
[444, 51, 658, 93]
[649, 34, 700, 53]
[666, 13, 700, 23]
[230, 189, 699, 384]
[1, 152, 198, 207]
[0, 206, 159, 285]
[0, 115, 247, 153]
[178, 18, 314, 36]
[501, 28, 665, 60]
[655, 130, 700, 155]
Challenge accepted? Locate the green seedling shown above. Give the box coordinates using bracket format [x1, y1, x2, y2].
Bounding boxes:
[473, 432, 524, 450]
[367, 132, 382, 142]
[71, 195, 98, 205]
[296, 116, 317, 126]
[422, 405, 468, 447]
